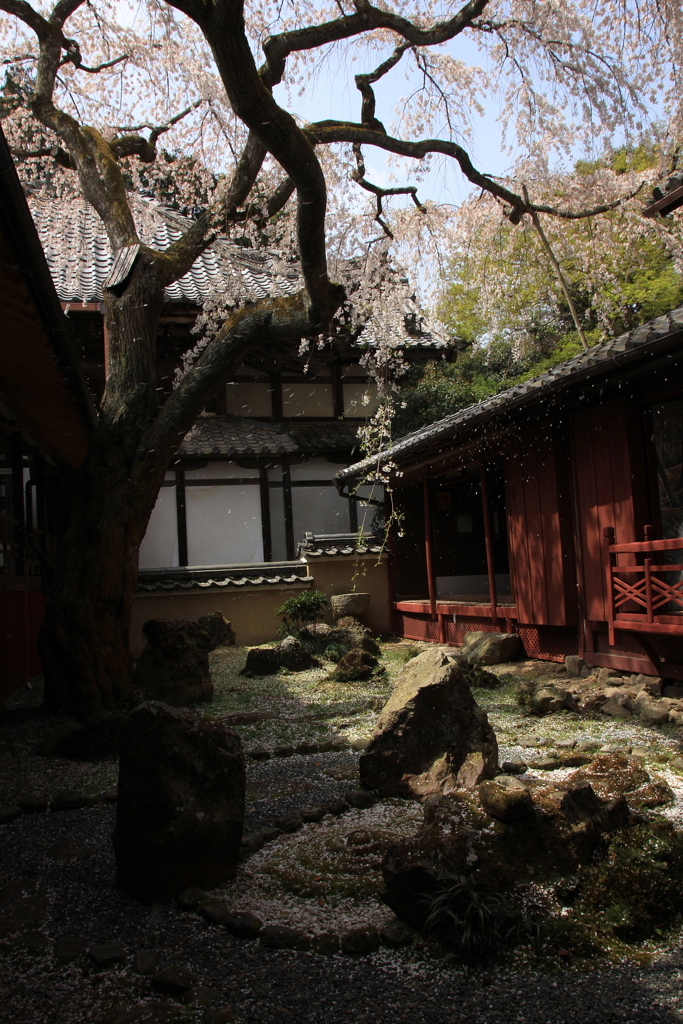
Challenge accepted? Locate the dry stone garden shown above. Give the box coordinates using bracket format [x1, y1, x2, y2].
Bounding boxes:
[4, 613, 683, 1023]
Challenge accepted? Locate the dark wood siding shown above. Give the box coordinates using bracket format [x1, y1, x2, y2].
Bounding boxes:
[506, 424, 577, 626]
[572, 400, 648, 622]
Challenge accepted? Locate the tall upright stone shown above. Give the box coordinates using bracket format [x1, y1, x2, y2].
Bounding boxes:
[359, 649, 498, 799]
[113, 702, 245, 903]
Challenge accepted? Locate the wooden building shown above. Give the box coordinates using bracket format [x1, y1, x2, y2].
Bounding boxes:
[337, 309, 683, 680]
[0, 130, 95, 698]
[29, 187, 449, 646]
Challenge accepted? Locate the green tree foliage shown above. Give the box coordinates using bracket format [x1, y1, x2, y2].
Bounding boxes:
[393, 146, 683, 440]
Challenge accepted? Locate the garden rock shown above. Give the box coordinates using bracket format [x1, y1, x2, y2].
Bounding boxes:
[221, 910, 263, 940]
[240, 646, 281, 677]
[54, 936, 88, 962]
[331, 648, 378, 681]
[151, 965, 196, 995]
[90, 943, 127, 966]
[113, 702, 245, 904]
[260, 924, 310, 951]
[330, 593, 370, 620]
[460, 631, 521, 666]
[359, 648, 498, 799]
[639, 700, 670, 725]
[133, 619, 214, 706]
[533, 684, 576, 715]
[340, 926, 380, 955]
[478, 776, 533, 822]
[381, 765, 633, 933]
[565, 656, 585, 677]
[379, 917, 414, 947]
[197, 612, 235, 649]
[278, 636, 318, 671]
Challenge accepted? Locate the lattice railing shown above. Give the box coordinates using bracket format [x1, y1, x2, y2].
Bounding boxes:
[604, 527, 683, 643]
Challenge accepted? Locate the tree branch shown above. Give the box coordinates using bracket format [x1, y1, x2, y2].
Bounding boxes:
[355, 41, 411, 132]
[260, 0, 489, 89]
[351, 143, 425, 238]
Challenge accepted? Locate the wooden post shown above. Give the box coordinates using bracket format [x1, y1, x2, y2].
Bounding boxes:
[10, 429, 24, 576]
[479, 462, 498, 625]
[175, 464, 188, 567]
[604, 526, 616, 646]
[282, 463, 295, 560]
[645, 558, 654, 623]
[259, 466, 272, 562]
[644, 524, 654, 542]
[423, 477, 437, 620]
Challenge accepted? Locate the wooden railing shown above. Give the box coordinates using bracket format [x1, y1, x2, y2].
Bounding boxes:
[604, 526, 683, 644]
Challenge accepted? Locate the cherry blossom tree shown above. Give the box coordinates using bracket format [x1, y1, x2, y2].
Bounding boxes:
[0, 0, 681, 719]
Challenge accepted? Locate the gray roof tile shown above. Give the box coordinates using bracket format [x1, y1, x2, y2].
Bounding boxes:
[179, 416, 359, 457]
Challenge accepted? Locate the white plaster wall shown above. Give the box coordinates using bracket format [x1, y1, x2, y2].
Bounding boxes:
[290, 457, 339, 481]
[185, 462, 259, 480]
[225, 382, 272, 417]
[343, 381, 379, 416]
[268, 484, 288, 560]
[186, 485, 263, 565]
[139, 486, 179, 568]
[292, 485, 351, 543]
[282, 382, 334, 417]
[354, 483, 384, 535]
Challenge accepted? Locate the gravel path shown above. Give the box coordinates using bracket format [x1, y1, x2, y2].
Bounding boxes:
[2, 751, 683, 1024]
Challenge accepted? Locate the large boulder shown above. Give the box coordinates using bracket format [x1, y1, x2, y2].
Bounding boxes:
[133, 618, 221, 706]
[359, 649, 498, 799]
[113, 702, 245, 903]
[330, 593, 370, 620]
[198, 611, 236, 649]
[331, 648, 378, 681]
[241, 637, 318, 677]
[381, 765, 632, 933]
[461, 631, 521, 666]
[278, 636, 318, 671]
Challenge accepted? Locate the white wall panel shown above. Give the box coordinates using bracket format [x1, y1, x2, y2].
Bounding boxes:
[139, 487, 179, 568]
[290, 457, 339, 481]
[225, 382, 272, 417]
[268, 484, 288, 561]
[186, 485, 263, 565]
[185, 461, 259, 480]
[343, 381, 379, 416]
[282, 382, 333, 418]
[292, 486, 350, 543]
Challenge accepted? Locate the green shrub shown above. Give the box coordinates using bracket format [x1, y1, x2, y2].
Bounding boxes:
[276, 590, 328, 636]
[575, 821, 683, 941]
[464, 665, 503, 690]
[422, 876, 540, 962]
[514, 679, 540, 714]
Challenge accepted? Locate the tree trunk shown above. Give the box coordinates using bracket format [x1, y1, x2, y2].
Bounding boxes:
[39, 262, 167, 721]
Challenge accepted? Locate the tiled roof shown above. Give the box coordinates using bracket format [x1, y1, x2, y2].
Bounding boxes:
[29, 190, 299, 306]
[137, 562, 312, 592]
[297, 531, 385, 558]
[27, 189, 450, 349]
[337, 306, 683, 484]
[290, 423, 360, 452]
[179, 416, 359, 457]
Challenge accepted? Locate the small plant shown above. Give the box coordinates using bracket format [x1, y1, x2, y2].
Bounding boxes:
[422, 875, 540, 961]
[276, 590, 328, 636]
[401, 646, 422, 664]
[514, 678, 540, 715]
[464, 665, 503, 690]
